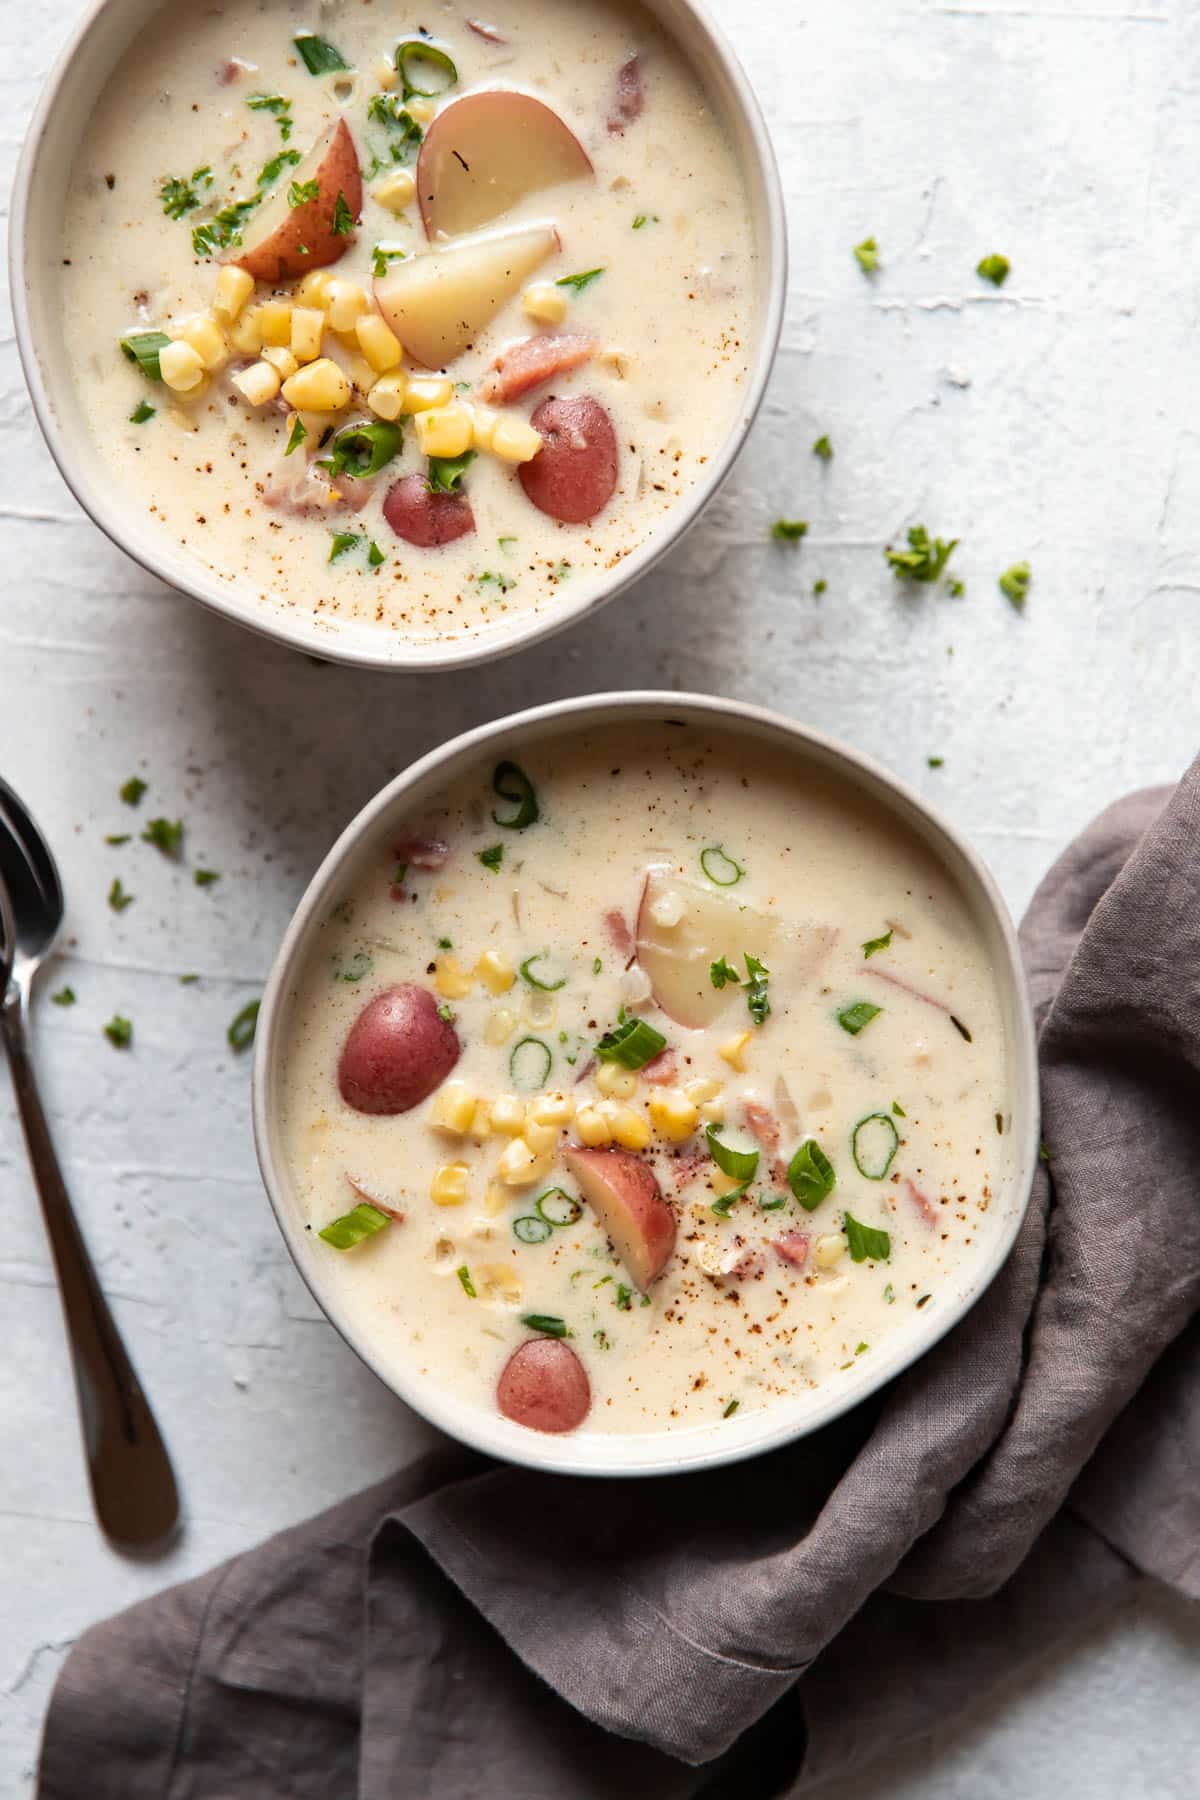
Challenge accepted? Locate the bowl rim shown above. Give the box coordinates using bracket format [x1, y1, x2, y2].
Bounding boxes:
[9, 0, 787, 673]
[251, 689, 1041, 1478]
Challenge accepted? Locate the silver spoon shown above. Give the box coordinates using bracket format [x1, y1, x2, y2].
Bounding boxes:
[0, 777, 179, 1552]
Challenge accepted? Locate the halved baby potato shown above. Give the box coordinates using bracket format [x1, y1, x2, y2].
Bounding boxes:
[374, 220, 558, 367]
[635, 871, 783, 1030]
[418, 90, 593, 238]
[231, 118, 362, 284]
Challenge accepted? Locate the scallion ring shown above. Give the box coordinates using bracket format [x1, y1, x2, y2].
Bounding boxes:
[319, 1201, 389, 1249]
[594, 1016, 666, 1069]
[535, 1188, 582, 1227]
[851, 1113, 900, 1181]
[120, 330, 172, 381]
[519, 951, 566, 992]
[492, 759, 539, 829]
[520, 1312, 570, 1338]
[318, 419, 403, 481]
[394, 38, 459, 96]
[700, 845, 743, 886]
[513, 1215, 552, 1245]
[509, 1035, 552, 1091]
[705, 1123, 759, 1183]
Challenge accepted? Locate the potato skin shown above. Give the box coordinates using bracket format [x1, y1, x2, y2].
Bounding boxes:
[337, 983, 460, 1115]
[519, 395, 618, 524]
[497, 1337, 591, 1433]
[233, 118, 362, 283]
[383, 474, 476, 547]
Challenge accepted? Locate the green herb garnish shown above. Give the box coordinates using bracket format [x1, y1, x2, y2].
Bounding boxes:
[853, 236, 879, 273]
[999, 561, 1031, 609]
[247, 93, 293, 140]
[787, 1139, 836, 1210]
[893, 1100, 906, 1117]
[288, 177, 321, 207]
[319, 1202, 389, 1249]
[107, 878, 133, 913]
[812, 434, 833, 461]
[977, 253, 1010, 287]
[129, 400, 156, 424]
[320, 420, 404, 483]
[519, 951, 567, 992]
[456, 1265, 477, 1297]
[862, 928, 892, 959]
[394, 38, 458, 96]
[120, 777, 147, 805]
[332, 190, 355, 235]
[427, 450, 476, 494]
[814, 579, 827, 595]
[844, 1211, 891, 1262]
[851, 1113, 900, 1180]
[595, 1016, 667, 1069]
[711, 1180, 752, 1218]
[119, 332, 171, 381]
[103, 1014, 132, 1048]
[158, 166, 212, 219]
[294, 33, 348, 74]
[193, 869, 220, 887]
[329, 532, 361, 563]
[51, 986, 76, 1007]
[141, 817, 183, 857]
[371, 243, 407, 278]
[514, 1215, 553, 1244]
[699, 844, 743, 886]
[744, 954, 770, 1026]
[837, 1000, 881, 1035]
[227, 1000, 260, 1052]
[556, 268, 605, 292]
[368, 541, 386, 567]
[883, 1282, 895, 1303]
[521, 1313, 570, 1338]
[632, 212, 659, 229]
[771, 518, 808, 542]
[509, 1036, 552, 1091]
[928, 755, 944, 768]
[710, 956, 740, 989]
[885, 525, 957, 583]
[476, 570, 516, 594]
[948, 578, 965, 598]
[334, 951, 372, 983]
[723, 1398, 740, 1418]
[104, 834, 130, 846]
[285, 416, 307, 456]
[615, 1284, 633, 1311]
[257, 148, 303, 190]
[535, 1189, 582, 1227]
[492, 760, 539, 829]
[477, 843, 503, 871]
[705, 1123, 759, 1183]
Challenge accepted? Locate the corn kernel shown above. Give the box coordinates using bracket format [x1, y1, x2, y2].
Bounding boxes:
[476, 1261, 522, 1304]
[497, 1138, 551, 1186]
[290, 306, 325, 363]
[529, 1091, 574, 1127]
[374, 167, 416, 213]
[342, 353, 378, 394]
[367, 372, 407, 421]
[522, 280, 569, 325]
[433, 954, 474, 1000]
[611, 1107, 651, 1151]
[524, 1120, 559, 1155]
[166, 406, 200, 433]
[595, 1062, 637, 1099]
[228, 309, 263, 355]
[815, 1232, 848, 1269]
[326, 279, 368, 335]
[469, 403, 500, 452]
[490, 415, 543, 464]
[280, 358, 352, 412]
[230, 358, 278, 405]
[405, 94, 436, 126]
[684, 1077, 721, 1104]
[648, 1089, 700, 1143]
[413, 403, 473, 458]
[375, 56, 399, 91]
[213, 264, 255, 323]
[575, 1105, 613, 1148]
[484, 1007, 518, 1047]
[404, 375, 454, 412]
[482, 1182, 509, 1217]
[262, 345, 299, 379]
[428, 1080, 477, 1135]
[159, 339, 206, 393]
[356, 312, 403, 373]
[474, 950, 515, 994]
[175, 313, 228, 372]
[431, 1162, 469, 1207]
[489, 1095, 526, 1136]
[295, 269, 335, 310]
[256, 300, 293, 346]
[719, 1032, 752, 1072]
[468, 1102, 494, 1144]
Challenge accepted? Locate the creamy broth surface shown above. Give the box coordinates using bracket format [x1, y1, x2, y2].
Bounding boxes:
[60, 0, 755, 644]
[278, 726, 1016, 1438]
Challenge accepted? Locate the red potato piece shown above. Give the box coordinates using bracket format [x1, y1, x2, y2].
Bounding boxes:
[635, 870, 781, 1030]
[497, 1337, 591, 1433]
[383, 474, 476, 547]
[563, 1145, 676, 1289]
[418, 90, 592, 238]
[262, 458, 373, 515]
[375, 221, 558, 368]
[519, 395, 618, 525]
[231, 118, 361, 283]
[773, 1231, 811, 1270]
[338, 984, 460, 1115]
[392, 836, 451, 869]
[607, 54, 644, 134]
[479, 333, 598, 405]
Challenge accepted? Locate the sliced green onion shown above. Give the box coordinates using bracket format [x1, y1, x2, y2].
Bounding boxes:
[862, 929, 892, 959]
[492, 760, 539, 829]
[521, 1313, 570, 1338]
[513, 1215, 552, 1245]
[700, 845, 743, 886]
[294, 33, 348, 74]
[334, 950, 372, 982]
[227, 999, 260, 1052]
[710, 956, 740, 989]
[456, 1264, 477, 1297]
[837, 1000, 881, 1035]
[787, 1138, 836, 1210]
[759, 1193, 788, 1212]
[319, 419, 403, 480]
[723, 1398, 740, 1418]
[519, 952, 566, 992]
[394, 38, 458, 96]
[711, 1179, 751, 1217]
[509, 1035, 552, 1091]
[843, 1211, 891, 1263]
[705, 1124, 759, 1183]
[129, 400, 156, 424]
[477, 843, 503, 871]
[594, 1016, 666, 1069]
[851, 1113, 899, 1180]
[120, 330, 172, 380]
[744, 953, 770, 1026]
[427, 450, 476, 494]
[535, 1188, 582, 1227]
[319, 1201, 388, 1248]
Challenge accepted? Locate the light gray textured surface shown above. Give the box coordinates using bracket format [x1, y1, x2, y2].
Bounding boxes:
[1, 0, 1197, 1792]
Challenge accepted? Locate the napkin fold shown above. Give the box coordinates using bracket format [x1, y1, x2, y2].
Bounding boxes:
[38, 770, 1200, 1798]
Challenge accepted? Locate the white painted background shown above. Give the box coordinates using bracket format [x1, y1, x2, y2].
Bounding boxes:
[2, 0, 1197, 1791]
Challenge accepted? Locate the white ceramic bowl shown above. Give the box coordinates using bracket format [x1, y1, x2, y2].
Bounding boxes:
[252, 692, 1040, 1477]
[11, 0, 785, 672]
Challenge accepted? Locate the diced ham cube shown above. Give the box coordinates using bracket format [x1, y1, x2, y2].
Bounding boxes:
[479, 333, 598, 405]
[772, 1231, 811, 1270]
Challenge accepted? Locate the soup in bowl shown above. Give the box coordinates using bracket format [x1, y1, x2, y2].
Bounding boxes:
[253, 695, 1038, 1475]
[14, 0, 784, 667]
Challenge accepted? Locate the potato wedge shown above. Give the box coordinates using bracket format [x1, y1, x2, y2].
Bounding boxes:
[232, 118, 362, 283]
[418, 89, 592, 238]
[374, 220, 558, 368]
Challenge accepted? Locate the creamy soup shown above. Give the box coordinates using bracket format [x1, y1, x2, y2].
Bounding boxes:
[277, 724, 1016, 1438]
[59, 0, 756, 645]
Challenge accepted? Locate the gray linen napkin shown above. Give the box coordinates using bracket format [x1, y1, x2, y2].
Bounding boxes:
[38, 773, 1200, 1798]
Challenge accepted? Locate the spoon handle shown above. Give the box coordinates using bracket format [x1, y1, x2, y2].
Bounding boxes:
[1, 992, 180, 1551]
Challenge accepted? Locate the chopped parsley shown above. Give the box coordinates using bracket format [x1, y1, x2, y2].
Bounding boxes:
[104, 834, 130, 846]
[632, 212, 659, 229]
[107, 878, 133, 913]
[332, 190, 355, 235]
[247, 93, 294, 141]
[158, 166, 212, 219]
[120, 777, 147, 806]
[710, 955, 740, 989]
[853, 236, 880, 273]
[51, 986, 76, 1007]
[976, 253, 1010, 287]
[257, 147, 303, 189]
[999, 561, 1031, 609]
[836, 1000, 881, 1035]
[843, 1212, 891, 1263]
[129, 400, 156, 425]
[771, 518, 808, 542]
[141, 817, 183, 857]
[812, 434, 833, 461]
[813, 579, 827, 595]
[179, 974, 200, 985]
[555, 268, 605, 292]
[288, 177, 320, 208]
[227, 1000, 260, 1053]
[948, 577, 966, 598]
[744, 953, 770, 1026]
[862, 928, 892, 959]
[103, 1014, 132, 1049]
[615, 1284, 633, 1311]
[885, 525, 958, 583]
[476, 570, 516, 593]
[477, 844, 504, 871]
[366, 92, 425, 143]
[893, 1100, 907, 1117]
[368, 540, 386, 567]
[927, 755, 944, 769]
[371, 243, 407, 278]
[193, 868, 221, 887]
[285, 416, 307, 456]
[329, 531, 361, 563]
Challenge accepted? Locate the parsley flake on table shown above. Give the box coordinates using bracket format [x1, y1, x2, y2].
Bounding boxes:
[194, 868, 221, 887]
[51, 986, 76, 1007]
[104, 833, 130, 846]
[120, 777, 147, 806]
[813, 578, 827, 596]
[812, 434, 833, 461]
[107, 878, 133, 913]
[142, 817, 183, 857]
[771, 519, 808, 542]
[853, 236, 879, 273]
[948, 577, 965, 597]
[885, 525, 958, 583]
[103, 1014, 132, 1049]
[976, 253, 1010, 287]
[999, 561, 1031, 609]
[227, 1000, 260, 1052]
[927, 755, 945, 768]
